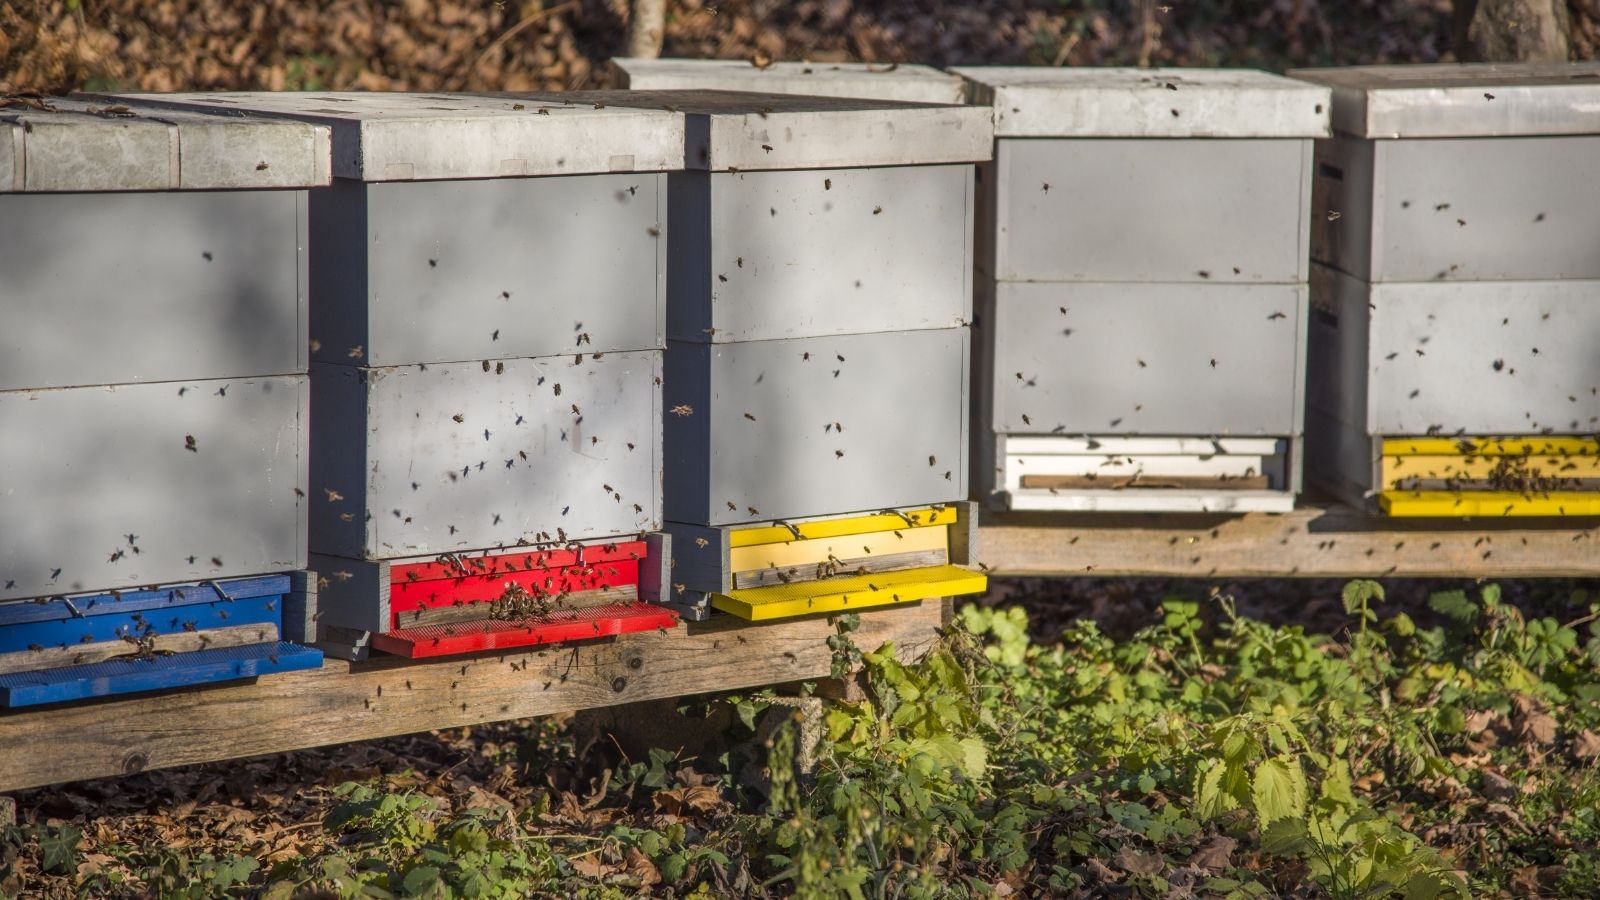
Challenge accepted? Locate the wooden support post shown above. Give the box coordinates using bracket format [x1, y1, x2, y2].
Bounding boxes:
[0, 602, 942, 793]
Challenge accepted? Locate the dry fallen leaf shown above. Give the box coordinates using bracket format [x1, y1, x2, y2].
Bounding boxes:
[653, 784, 725, 818]
[1188, 835, 1236, 870]
[1480, 770, 1519, 802]
[624, 846, 661, 887]
[569, 852, 610, 878]
[1114, 844, 1164, 876]
[1084, 856, 1120, 884]
[1519, 710, 1558, 745]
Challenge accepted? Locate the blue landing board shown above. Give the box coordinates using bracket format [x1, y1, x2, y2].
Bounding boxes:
[0, 596, 281, 654]
[0, 575, 292, 626]
[0, 641, 323, 708]
[0, 574, 293, 654]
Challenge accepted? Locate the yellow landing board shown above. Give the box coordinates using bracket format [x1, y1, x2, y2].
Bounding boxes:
[710, 564, 987, 621]
[730, 506, 959, 549]
[729, 523, 947, 573]
[1382, 454, 1600, 484]
[1379, 491, 1600, 518]
[1384, 437, 1600, 458]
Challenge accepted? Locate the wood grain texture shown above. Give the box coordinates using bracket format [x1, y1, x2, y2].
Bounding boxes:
[977, 496, 1600, 577]
[0, 623, 278, 676]
[0, 601, 942, 792]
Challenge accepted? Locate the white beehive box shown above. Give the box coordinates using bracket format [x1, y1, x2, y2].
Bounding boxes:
[954, 67, 1330, 513]
[572, 90, 993, 620]
[111, 92, 688, 649]
[1290, 63, 1600, 517]
[0, 97, 328, 602]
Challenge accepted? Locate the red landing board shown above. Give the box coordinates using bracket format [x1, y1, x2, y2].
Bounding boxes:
[369, 603, 678, 658]
[388, 541, 647, 622]
[375, 541, 674, 658]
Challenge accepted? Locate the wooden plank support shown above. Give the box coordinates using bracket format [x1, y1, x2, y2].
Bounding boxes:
[976, 497, 1600, 578]
[0, 600, 944, 792]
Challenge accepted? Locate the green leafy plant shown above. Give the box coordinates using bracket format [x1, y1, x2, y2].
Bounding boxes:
[13, 580, 1600, 898]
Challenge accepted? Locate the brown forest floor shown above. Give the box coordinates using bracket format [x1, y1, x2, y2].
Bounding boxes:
[3, 0, 1598, 95]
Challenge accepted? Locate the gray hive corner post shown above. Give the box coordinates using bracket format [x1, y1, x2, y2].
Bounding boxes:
[110, 91, 689, 652]
[1288, 63, 1600, 516]
[952, 67, 1330, 515]
[555, 90, 992, 619]
[0, 97, 328, 605]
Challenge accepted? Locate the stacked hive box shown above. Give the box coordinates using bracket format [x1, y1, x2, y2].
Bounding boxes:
[1290, 63, 1600, 517]
[610, 58, 966, 103]
[0, 97, 327, 706]
[567, 91, 992, 621]
[953, 68, 1331, 513]
[120, 92, 686, 657]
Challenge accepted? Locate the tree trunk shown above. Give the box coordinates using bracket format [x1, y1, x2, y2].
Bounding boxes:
[1453, 0, 1572, 62]
[626, 0, 668, 58]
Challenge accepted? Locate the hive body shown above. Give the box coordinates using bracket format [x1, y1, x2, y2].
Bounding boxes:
[0, 98, 328, 698]
[605, 91, 993, 620]
[113, 92, 688, 655]
[955, 67, 1329, 513]
[1290, 63, 1600, 517]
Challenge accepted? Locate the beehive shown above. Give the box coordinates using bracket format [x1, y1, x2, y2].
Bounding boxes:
[0, 97, 327, 698]
[563, 91, 992, 620]
[610, 58, 966, 103]
[953, 67, 1331, 513]
[1289, 63, 1600, 517]
[115, 92, 686, 656]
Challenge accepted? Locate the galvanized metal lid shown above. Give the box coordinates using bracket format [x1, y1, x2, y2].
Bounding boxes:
[514, 90, 993, 171]
[105, 92, 686, 181]
[950, 66, 1331, 138]
[1288, 63, 1600, 138]
[610, 58, 967, 104]
[0, 95, 330, 192]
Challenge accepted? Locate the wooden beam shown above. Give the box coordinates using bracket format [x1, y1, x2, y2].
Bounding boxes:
[976, 497, 1600, 578]
[0, 602, 942, 793]
[0, 623, 278, 676]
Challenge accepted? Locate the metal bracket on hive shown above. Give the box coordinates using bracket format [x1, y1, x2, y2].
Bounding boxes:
[0, 574, 324, 709]
[314, 534, 677, 660]
[1378, 436, 1600, 518]
[665, 501, 986, 622]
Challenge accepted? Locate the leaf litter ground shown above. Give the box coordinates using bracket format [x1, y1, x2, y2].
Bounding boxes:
[3, 576, 1598, 897]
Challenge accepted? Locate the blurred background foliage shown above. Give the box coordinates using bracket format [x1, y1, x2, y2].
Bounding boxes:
[2, 0, 1595, 95]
